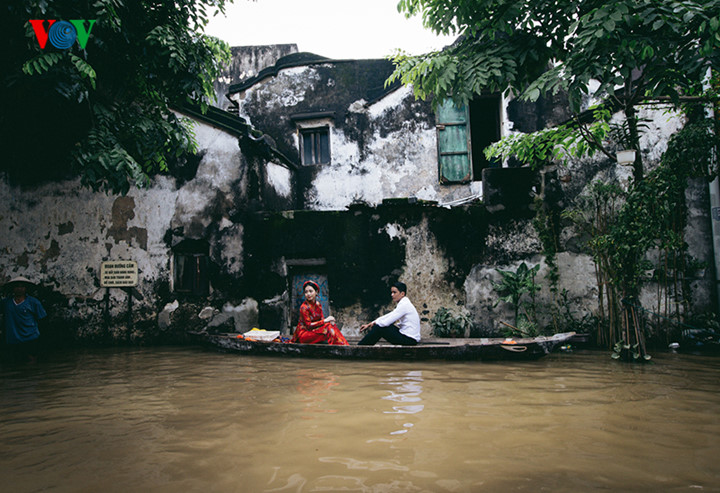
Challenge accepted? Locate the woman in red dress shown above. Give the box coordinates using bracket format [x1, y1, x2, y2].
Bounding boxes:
[290, 280, 349, 345]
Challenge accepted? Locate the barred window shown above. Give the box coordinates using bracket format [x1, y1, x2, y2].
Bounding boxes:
[300, 127, 330, 165]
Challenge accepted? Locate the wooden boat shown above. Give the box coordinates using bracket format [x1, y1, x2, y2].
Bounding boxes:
[195, 331, 576, 361]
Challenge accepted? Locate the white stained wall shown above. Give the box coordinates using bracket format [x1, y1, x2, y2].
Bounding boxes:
[233, 68, 483, 211]
[0, 116, 251, 318]
[0, 176, 176, 309]
[308, 87, 443, 210]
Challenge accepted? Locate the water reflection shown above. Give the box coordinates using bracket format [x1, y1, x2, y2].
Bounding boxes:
[381, 370, 424, 435]
[296, 368, 339, 412]
[294, 368, 339, 441]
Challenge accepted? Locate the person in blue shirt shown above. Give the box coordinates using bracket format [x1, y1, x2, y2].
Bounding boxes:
[1, 276, 46, 363]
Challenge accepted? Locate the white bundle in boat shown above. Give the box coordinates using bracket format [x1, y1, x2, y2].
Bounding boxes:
[242, 329, 280, 342]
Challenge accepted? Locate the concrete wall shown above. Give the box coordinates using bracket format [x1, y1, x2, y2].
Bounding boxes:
[0, 115, 292, 343]
[230, 58, 485, 210]
[213, 44, 299, 111]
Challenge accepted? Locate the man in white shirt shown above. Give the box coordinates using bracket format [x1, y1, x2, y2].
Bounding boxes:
[358, 282, 421, 345]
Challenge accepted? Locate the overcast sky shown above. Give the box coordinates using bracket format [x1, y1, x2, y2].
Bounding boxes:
[204, 0, 457, 60]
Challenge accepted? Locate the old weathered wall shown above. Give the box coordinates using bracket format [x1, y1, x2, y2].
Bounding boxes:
[0, 116, 283, 344]
[2, 47, 714, 348]
[231, 58, 484, 210]
[213, 44, 299, 111]
[0, 176, 176, 343]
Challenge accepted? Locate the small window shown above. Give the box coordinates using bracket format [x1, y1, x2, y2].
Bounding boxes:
[300, 127, 330, 165]
[172, 239, 209, 295]
[436, 99, 472, 183]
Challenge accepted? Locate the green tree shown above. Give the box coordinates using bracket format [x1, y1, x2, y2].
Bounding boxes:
[491, 262, 541, 332]
[388, 0, 720, 181]
[388, 0, 720, 357]
[0, 0, 231, 194]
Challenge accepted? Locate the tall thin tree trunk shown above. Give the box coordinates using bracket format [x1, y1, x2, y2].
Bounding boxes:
[624, 82, 643, 182]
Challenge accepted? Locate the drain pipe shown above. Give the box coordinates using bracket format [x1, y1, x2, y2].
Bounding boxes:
[705, 69, 720, 311]
[708, 178, 720, 311]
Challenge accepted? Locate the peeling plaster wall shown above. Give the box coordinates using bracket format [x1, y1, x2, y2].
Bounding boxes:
[364, 216, 465, 337]
[308, 90, 446, 209]
[266, 162, 293, 199]
[2, 180, 118, 295]
[170, 121, 247, 237]
[233, 62, 481, 210]
[236, 66, 319, 125]
[0, 116, 253, 342]
[464, 253, 598, 334]
[213, 44, 299, 111]
[0, 176, 176, 341]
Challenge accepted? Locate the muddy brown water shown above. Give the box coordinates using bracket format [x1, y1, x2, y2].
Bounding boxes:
[2, 346, 719, 492]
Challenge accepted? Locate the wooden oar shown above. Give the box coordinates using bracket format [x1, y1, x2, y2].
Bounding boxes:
[499, 320, 533, 337]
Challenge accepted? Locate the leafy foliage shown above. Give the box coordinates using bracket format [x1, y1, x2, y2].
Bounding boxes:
[430, 307, 472, 337]
[562, 181, 626, 347]
[612, 339, 652, 361]
[0, 0, 230, 194]
[532, 194, 561, 330]
[388, 0, 720, 181]
[491, 262, 541, 330]
[390, 0, 720, 110]
[563, 102, 719, 355]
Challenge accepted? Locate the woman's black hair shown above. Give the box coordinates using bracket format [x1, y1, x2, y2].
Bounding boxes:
[392, 281, 407, 295]
[303, 280, 320, 292]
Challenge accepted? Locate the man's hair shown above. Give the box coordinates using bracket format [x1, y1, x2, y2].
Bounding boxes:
[392, 281, 407, 295]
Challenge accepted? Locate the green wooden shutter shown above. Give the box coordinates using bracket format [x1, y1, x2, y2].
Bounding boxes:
[436, 99, 472, 184]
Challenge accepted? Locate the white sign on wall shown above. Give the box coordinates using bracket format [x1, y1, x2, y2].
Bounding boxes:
[100, 261, 138, 287]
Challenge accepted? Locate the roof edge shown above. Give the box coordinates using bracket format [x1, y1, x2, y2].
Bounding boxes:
[172, 102, 299, 170]
[227, 52, 397, 95]
[174, 103, 250, 136]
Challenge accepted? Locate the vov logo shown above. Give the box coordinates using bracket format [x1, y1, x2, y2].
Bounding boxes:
[29, 20, 97, 49]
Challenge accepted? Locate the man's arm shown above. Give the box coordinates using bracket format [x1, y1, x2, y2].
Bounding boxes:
[360, 298, 411, 332]
[374, 300, 410, 328]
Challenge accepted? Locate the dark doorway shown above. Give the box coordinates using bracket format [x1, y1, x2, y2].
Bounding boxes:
[287, 259, 330, 329]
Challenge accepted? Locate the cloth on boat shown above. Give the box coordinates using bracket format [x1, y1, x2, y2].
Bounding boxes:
[291, 300, 348, 345]
[242, 329, 281, 341]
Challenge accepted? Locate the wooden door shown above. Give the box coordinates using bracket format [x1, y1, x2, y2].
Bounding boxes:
[436, 99, 472, 183]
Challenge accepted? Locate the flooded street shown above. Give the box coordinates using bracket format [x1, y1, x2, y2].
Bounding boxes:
[2, 347, 720, 492]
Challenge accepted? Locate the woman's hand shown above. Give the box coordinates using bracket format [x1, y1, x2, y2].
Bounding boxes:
[324, 316, 336, 324]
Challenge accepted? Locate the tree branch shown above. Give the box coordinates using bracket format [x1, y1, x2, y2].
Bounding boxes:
[573, 115, 616, 162]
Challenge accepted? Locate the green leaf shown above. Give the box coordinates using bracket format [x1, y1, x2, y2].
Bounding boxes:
[7, 0, 231, 194]
[526, 87, 540, 101]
